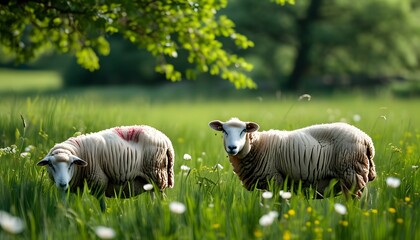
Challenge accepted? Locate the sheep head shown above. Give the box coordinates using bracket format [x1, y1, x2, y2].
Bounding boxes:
[37, 149, 87, 192]
[209, 118, 259, 156]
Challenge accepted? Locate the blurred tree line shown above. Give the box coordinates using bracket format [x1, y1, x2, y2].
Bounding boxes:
[226, 0, 420, 91]
[1, 0, 420, 92]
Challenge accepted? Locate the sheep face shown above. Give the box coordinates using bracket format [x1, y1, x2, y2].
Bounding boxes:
[37, 151, 87, 192]
[209, 118, 259, 156]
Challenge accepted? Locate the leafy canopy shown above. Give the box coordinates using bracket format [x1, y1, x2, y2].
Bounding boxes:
[0, 0, 293, 88]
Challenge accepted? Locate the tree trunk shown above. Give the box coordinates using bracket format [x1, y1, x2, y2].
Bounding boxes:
[284, 0, 323, 91]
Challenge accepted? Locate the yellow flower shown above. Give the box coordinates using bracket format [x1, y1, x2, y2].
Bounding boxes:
[371, 209, 378, 214]
[288, 209, 296, 216]
[306, 221, 311, 227]
[314, 220, 320, 225]
[327, 228, 333, 232]
[211, 223, 220, 229]
[339, 220, 349, 227]
[283, 230, 292, 240]
[254, 229, 263, 238]
[397, 218, 404, 224]
[363, 211, 369, 217]
[406, 146, 414, 155]
[307, 207, 312, 213]
[283, 214, 289, 219]
[388, 208, 397, 214]
[405, 197, 411, 203]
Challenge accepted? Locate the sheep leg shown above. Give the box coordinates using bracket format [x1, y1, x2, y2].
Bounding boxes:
[93, 189, 107, 212]
[98, 196, 106, 212]
[149, 191, 156, 200]
[90, 184, 108, 212]
[314, 179, 341, 198]
[341, 171, 367, 199]
[271, 173, 285, 188]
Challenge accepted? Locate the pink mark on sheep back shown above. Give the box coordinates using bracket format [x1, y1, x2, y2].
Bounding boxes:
[114, 127, 146, 142]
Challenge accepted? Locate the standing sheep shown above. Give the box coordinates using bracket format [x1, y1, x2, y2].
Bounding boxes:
[209, 118, 376, 198]
[37, 125, 174, 211]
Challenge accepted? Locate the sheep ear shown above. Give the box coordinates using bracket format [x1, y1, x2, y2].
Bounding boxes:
[70, 155, 88, 167]
[37, 156, 52, 166]
[209, 120, 224, 131]
[246, 122, 259, 132]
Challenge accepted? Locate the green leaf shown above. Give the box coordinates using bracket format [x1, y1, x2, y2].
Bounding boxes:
[76, 48, 100, 71]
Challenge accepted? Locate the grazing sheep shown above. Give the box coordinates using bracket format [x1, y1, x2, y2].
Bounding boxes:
[209, 118, 376, 198]
[37, 125, 174, 211]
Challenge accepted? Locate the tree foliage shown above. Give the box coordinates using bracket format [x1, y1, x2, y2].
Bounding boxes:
[0, 0, 292, 89]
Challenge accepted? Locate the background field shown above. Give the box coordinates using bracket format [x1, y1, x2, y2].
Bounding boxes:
[0, 72, 419, 239]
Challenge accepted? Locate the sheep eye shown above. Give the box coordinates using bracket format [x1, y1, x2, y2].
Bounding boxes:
[48, 162, 56, 172]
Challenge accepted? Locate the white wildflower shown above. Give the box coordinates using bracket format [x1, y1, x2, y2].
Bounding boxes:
[183, 154, 192, 160]
[213, 163, 224, 170]
[0, 146, 17, 154]
[279, 190, 292, 200]
[0, 211, 24, 234]
[10, 145, 17, 154]
[20, 152, 30, 158]
[386, 177, 401, 188]
[268, 211, 279, 219]
[143, 184, 154, 191]
[412, 165, 419, 170]
[298, 94, 311, 101]
[259, 214, 275, 227]
[180, 165, 191, 171]
[169, 202, 186, 214]
[24, 145, 35, 152]
[352, 114, 361, 122]
[334, 203, 347, 215]
[94, 226, 116, 239]
[262, 191, 273, 199]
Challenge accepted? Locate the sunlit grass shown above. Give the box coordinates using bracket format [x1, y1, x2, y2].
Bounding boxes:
[0, 69, 62, 91]
[0, 89, 419, 239]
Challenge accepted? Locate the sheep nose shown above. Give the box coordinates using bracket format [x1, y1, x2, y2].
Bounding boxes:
[228, 145, 237, 151]
[59, 183, 67, 188]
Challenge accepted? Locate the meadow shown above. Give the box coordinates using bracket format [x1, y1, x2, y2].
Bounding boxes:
[0, 77, 419, 239]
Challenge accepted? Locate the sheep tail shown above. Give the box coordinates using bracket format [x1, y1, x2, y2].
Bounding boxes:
[166, 147, 175, 188]
[366, 139, 376, 182]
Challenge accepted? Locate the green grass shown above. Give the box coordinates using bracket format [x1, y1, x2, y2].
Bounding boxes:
[0, 68, 62, 92]
[0, 86, 419, 239]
